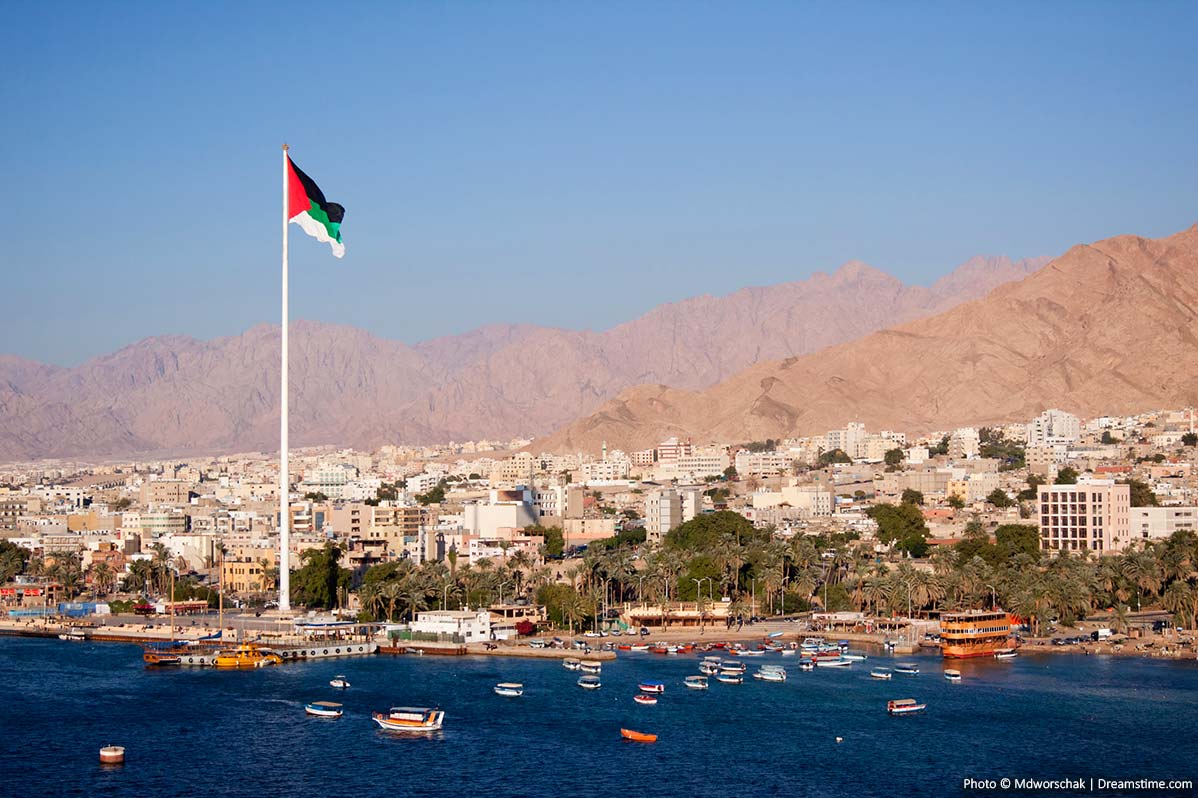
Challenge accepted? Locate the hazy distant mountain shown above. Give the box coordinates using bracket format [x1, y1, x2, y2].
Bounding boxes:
[0, 253, 1048, 461]
[535, 226, 1198, 453]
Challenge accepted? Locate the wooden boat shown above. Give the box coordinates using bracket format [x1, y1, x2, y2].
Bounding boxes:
[579, 661, 602, 674]
[633, 694, 657, 705]
[494, 682, 524, 697]
[638, 681, 665, 694]
[620, 728, 657, 743]
[887, 699, 926, 715]
[894, 663, 920, 675]
[944, 669, 962, 682]
[562, 658, 582, 670]
[305, 701, 343, 718]
[617, 644, 632, 651]
[940, 609, 1013, 659]
[815, 657, 851, 668]
[684, 675, 709, 690]
[212, 643, 283, 669]
[994, 649, 1018, 660]
[329, 676, 351, 689]
[715, 673, 743, 684]
[142, 645, 183, 666]
[372, 706, 444, 732]
[577, 675, 602, 690]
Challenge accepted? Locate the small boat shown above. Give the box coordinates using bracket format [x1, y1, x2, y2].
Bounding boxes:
[617, 644, 632, 651]
[620, 728, 657, 743]
[715, 673, 743, 684]
[798, 659, 814, 671]
[870, 668, 892, 680]
[944, 669, 962, 682]
[767, 631, 785, 639]
[780, 649, 796, 657]
[329, 676, 351, 689]
[494, 682, 524, 697]
[894, 663, 920, 675]
[887, 699, 926, 715]
[840, 652, 869, 662]
[59, 629, 88, 642]
[630, 644, 650, 652]
[698, 661, 719, 675]
[754, 667, 787, 682]
[719, 661, 746, 673]
[738, 649, 765, 657]
[579, 660, 602, 674]
[142, 649, 182, 666]
[372, 706, 444, 732]
[684, 675, 709, 690]
[562, 658, 582, 671]
[633, 694, 657, 705]
[305, 701, 343, 718]
[816, 658, 851, 668]
[212, 643, 283, 669]
[994, 649, 1018, 660]
[578, 675, 602, 690]
[638, 681, 665, 694]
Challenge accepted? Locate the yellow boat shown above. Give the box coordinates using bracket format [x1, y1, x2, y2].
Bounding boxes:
[212, 643, 283, 669]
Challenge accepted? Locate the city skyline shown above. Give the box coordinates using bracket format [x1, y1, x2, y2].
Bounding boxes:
[4, 2, 1198, 364]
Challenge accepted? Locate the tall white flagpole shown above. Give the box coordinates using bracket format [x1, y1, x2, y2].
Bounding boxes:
[279, 143, 291, 613]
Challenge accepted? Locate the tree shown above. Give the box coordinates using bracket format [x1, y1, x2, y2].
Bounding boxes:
[994, 524, 1040, 560]
[947, 495, 965, 510]
[930, 436, 950, 456]
[1184, 432, 1198, 447]
[376, 483, 399, 502]
[1055, 467, 1079, 485]
[303, 491, 328, 502]
[0, 540, 29, 583]
[291, 542, 351, 609]
[722, 466, 738, 481]
[112, 497, 133, 511]
[817, 449, 852, 466]
[986, 489, 1015, 508]
[884, 448, 905, 467]
[1118, 479, 1159, 507]
[1018, 474, 1045, 501]
[867, 503, 930, 558]
[1101, 430, 1115, 445]
[901, 488, 924, 506]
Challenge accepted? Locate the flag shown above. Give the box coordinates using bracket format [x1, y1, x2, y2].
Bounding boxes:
[286, 156, 345, 258]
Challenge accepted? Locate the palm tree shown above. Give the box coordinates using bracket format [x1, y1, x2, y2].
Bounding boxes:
[380, 582, 402, 622]
[1163, 581, 1196, 630]
[90, 562, 115, 597]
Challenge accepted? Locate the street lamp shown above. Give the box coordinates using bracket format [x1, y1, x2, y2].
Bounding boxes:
[442, 583, 453, 611]
[781, 575, 791, 618]
[751, 577, 757, 618]
[692, 577, 710, 628]
[498, 580, 512, 607]
[637, 575, 649, 606]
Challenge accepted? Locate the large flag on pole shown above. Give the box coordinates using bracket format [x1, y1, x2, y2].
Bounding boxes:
[286, 156, 345, 257]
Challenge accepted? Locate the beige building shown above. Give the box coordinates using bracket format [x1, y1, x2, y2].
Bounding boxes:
[1037, 479, 1131, 554]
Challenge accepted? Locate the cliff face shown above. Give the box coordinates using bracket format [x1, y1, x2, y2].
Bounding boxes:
[0, 253, 1048, 460]
[535, 227, 1198, 453]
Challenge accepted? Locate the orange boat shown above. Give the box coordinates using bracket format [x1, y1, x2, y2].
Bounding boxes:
[940, 610, 1015, 658]
[620, 728, 657, 743]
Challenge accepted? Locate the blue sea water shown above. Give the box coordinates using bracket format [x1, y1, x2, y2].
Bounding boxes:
[0, 639, 1195, 798]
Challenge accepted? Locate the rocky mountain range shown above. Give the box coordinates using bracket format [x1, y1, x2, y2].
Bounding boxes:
[0, 254, 1048, 461]
[535, 225, 1198, 453]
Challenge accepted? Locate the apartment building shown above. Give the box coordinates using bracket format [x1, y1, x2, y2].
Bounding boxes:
[734, 450, 792, 477]
[1037, 479, 1131, 553]
[1027, 409, 1081, 447]
[1130, 507, 1198, 542]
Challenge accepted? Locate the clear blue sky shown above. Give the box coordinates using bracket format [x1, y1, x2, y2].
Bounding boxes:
[4, 1, 1196, 365]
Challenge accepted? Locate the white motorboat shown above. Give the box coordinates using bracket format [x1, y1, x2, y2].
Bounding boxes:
[816, 657, 852, 668]
[944, 669, 962, 682]
[305, 701, 343, 718]
[715, 673, 743, 684]
[894, 663, 920, 675]
[579, 661, 602, 674]
[329, 676, 351, 689]
[578, 675, 602, 690]
[494, 682, 524, 697]
[870, 668, 893, 680]
[995, 649, 1018, 660]
[684, 675, 709, 690]
[562, 658, 582, 671]
[754, 667, 787, 682]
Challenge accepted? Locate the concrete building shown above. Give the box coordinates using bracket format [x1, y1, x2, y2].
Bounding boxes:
[462, 489, 538, 539]
[1130, 507, 1198, 542]
[410, 609, 492, 642]
[1037, 479, 1131, 554]
[140, 479, 193, 506]
[734, 450, 791, 477]
[750, 483, 835, 516]
[948, 428, 980, 460]
[1027, 409, 1081, 447]
[645, 489, 682, 543]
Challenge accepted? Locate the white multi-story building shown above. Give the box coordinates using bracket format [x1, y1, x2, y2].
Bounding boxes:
[582, 457, 631, 483]
[461, 489, 538, 539]
[734, 450, 791, 477]
[826, 423, 866, 459]
[298, 464, 352, 499]
[1129, 507, 1198, 542]
[948, 428, 980, 460]
[1037, 479, 1131, 554]
[1027, 409, 1081, 447]
[750, 484, 834, 516]
[646, 488, 697, 543]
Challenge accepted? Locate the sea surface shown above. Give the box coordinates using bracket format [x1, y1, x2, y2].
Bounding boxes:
[1, 638, 1196, 797]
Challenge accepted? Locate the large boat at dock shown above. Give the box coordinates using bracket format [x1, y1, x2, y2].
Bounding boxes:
[940, 610, 1015, 658]
[212, 643, 283, 668]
